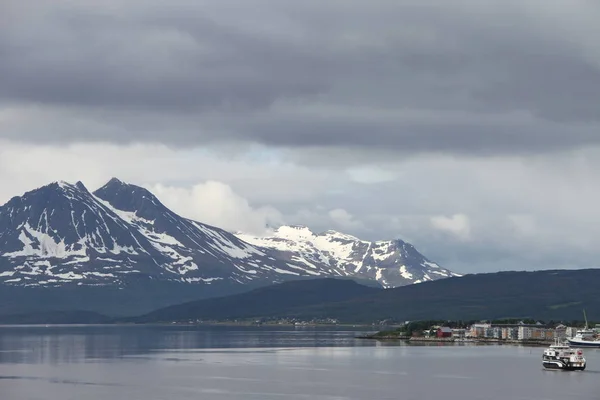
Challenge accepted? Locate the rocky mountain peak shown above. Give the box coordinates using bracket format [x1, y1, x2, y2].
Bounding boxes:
[0, 180, 459, 291]
[237, 224, 460, 288]
[93, 178, 166, 218]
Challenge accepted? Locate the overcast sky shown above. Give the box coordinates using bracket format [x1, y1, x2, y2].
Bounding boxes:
[1, 0, 600, 274]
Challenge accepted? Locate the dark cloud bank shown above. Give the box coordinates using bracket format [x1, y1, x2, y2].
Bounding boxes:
[1, 0, 599, 155]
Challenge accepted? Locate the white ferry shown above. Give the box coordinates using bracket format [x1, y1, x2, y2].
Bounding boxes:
[542, 340, 586, 371]
[566, 329, 600, 347]
[566, 310, 600, 348]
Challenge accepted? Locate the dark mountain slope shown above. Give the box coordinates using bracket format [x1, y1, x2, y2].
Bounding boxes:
[0, 178, 458, 316]
[93, 178, 277, 280]
[128, 278, 381, 323]
[130, 269, 600, 324]
[0, 181, 167, 286]
[0, 280, 255, 317]
[291, 269, 600, 322]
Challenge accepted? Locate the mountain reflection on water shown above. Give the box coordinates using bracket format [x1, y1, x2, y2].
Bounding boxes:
[0, 325, 376, 364]
[0, 325, 599, 400]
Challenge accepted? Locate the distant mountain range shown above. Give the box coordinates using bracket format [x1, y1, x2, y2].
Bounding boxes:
[125, 269, 600, 324]
[1, 269, 598, 324]
[237, 225, 456, 288]
[128, 277, 381, 324]
[0, 178, 458, 316]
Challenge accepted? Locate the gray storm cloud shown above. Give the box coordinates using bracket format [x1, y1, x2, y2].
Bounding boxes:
[1, 0, 599, 155]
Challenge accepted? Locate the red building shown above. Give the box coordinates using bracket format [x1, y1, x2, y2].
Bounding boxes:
[437, 327, 453, 338]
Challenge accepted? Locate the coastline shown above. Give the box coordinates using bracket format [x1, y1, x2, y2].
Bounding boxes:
[357, 334, 555, 346]
[0, 321, 378, 329]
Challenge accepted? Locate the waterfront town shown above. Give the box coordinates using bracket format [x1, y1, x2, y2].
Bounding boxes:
[411, 321, 597, 342]
[364, 317, 600, 343]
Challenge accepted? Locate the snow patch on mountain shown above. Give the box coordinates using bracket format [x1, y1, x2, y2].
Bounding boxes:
[239, 225, 356, 263]
[236, 225, 461, 287]
[0, 179, 460, 289]
[4, 223, 84, 258]
[399, 265, 413, 280]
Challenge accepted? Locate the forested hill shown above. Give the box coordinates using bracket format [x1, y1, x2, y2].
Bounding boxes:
[127, 269, 600, 324]
[127, 277, 381, 323]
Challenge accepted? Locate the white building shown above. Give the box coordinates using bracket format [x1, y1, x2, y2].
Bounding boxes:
[518, 326, 533, 340]
[468, 323, 492, 338]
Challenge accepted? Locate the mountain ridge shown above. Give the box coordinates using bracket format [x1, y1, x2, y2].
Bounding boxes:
[126, 269, 600, 324]
[127, 277, 381, 323]
[0, 178, 457, 289]
[0, 178, 459, 315]
[236, 225, 458, 288]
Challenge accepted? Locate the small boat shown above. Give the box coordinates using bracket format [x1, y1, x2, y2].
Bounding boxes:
[542, 339, 586, 371]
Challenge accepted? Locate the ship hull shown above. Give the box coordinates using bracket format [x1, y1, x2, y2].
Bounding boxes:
[566, 339, 600, 348]
[543, 361, 586, 371]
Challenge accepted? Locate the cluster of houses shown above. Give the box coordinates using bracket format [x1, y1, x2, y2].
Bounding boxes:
[424, 321, 586, 341]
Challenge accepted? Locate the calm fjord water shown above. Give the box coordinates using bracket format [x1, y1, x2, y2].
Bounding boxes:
[0, 325, 598, 399]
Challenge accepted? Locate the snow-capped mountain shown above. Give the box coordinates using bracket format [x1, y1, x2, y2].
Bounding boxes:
[236, 225, 460, 288]
[0, 179, 459, 290]
[0, 179, 315, 288]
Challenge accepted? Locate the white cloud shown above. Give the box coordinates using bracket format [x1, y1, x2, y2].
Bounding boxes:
[0, 140, 337, 206]
[148, 181, 284, 235]
[430, 214, 471, 241]
[346, 165, 398, 184]
[2, 139, 600, 274]
[2, 0, 600, 278]
[327, 208, 365, 231]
